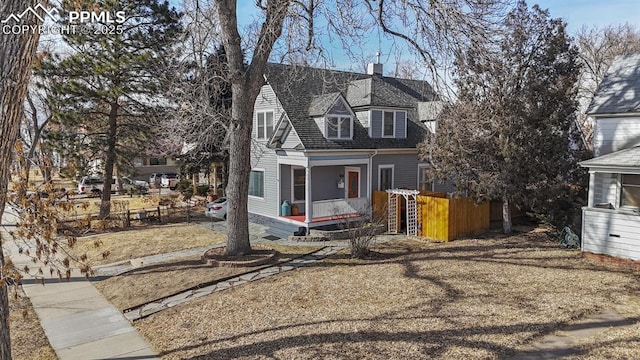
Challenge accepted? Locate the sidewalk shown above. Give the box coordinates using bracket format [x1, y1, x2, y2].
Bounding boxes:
[2, 211, 159, 360]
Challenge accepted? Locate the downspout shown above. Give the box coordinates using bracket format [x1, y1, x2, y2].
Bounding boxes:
[368, 149, 379, 219]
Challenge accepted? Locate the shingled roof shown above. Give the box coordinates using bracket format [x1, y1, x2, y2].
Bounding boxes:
[587, 54, 640, 115]
[265, 63, 437, 150]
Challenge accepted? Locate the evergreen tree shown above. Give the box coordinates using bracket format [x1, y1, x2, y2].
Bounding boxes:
[43, 0, 182, 218]
[420, 1, 581, 233]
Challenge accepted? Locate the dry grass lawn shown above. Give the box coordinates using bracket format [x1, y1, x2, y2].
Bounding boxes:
[135, 229, 640, 359]
[63, 195, 159, 216]
[9, 294, 56, 360]
[69, 223, 226, 266]
[95, 244, 322, 310]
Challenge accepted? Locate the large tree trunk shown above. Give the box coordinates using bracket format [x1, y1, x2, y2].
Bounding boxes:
[0, 2, 43, 358]
[99, 102, 118, 218]
[502, 195, 512, 234]
[224, 90, 254, 255]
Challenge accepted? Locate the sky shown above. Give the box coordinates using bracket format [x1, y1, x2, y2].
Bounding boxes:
[168, 0, 640, 72]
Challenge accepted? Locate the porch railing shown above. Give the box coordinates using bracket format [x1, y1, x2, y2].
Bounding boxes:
[312, 197, 369, 219]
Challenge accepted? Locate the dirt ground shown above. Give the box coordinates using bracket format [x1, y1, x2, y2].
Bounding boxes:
[95, 244, 322, 311]
[135, 228, 640, 359]
[8, 294, 57, 360]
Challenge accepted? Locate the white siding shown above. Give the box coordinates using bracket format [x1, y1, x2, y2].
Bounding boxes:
[356, 111, 369, 131]
[582, 208, 640, 261]
[253, 85, 286, 140]
[593, 173, 619, 207]
[281, 127, 302, 149]
[249, 84, 285, 217]
[593, 116, 640, 156]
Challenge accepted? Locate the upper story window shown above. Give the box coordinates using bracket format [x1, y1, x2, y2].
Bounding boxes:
[383, 111, 395, 137]
[326, 115, 352, 139]
[256, 111, 274, 140]
[371, 109, 406, 138]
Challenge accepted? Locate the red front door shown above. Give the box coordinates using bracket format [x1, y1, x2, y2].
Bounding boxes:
[347, 171, 359, 198]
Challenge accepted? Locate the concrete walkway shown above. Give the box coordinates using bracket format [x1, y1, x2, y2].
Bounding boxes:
[2, 211, 159, 360]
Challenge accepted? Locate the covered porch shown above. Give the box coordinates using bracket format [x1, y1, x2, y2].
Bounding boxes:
[580, 147, 640, 261]
[277, 153, 371, 228]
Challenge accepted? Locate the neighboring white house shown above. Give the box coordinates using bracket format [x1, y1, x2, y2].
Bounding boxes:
[580, 54, 640, 261]
[248, 62, 451, 238]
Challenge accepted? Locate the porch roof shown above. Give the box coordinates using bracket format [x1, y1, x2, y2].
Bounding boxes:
[580, 146, 640, 170]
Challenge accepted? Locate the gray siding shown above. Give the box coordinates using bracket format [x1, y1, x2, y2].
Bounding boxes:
[371, 110, 382, 138]
[594, 173, 619, 207]
[582, 208, 640, 261]
[372, 154, 419, 191]
[311, 166, 345, 201]
[280, 164, 292, 203]
[593, 116, 640, 156]
[370, 110, 407, 139]
[395, 111, 406, 138]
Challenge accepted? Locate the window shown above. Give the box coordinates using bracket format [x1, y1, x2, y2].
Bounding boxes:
[256, 111, 274, 140]
[249, 170, 264, 198]
[383, 111, 395, 137]
[149, 157, 167, 166]
[292, 168, 306, 202]
[418, 166, 433, 193]
[326, 116, 351, 139]
[621, 174, 640, 208]
[379, 165, 394, 191]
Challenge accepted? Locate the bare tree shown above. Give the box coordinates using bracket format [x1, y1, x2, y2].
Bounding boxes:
[206, 0, 511, 256]
[575, 23, 640, 149]
[0, 2, 44, 357]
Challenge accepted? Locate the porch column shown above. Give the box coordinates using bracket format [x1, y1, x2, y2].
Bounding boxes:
[588, 171, 596, 207]
[305, 166, 312, 223]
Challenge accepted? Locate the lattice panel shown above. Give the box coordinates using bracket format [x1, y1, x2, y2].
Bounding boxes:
[388, 193, 398, 234]
[406, 195, 417, 236]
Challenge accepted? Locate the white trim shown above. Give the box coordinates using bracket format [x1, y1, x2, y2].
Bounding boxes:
[327, 95, 356, 118]
[378, 164, 394, 191]
[417, 164, 434, 192]
[248, 168, 265, 199]
[325, 115, 353, 140]
[303, 148, 418, 154]
[310, 158, 369, 167]
[291, 166, 306, 203]
[382, 110, 396, 138]
[255, 110, 275, 140]
[581, 165, 640, 175]
[345, 166, 361, 199]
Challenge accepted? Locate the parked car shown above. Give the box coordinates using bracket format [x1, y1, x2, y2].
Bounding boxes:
[122, 177, 149, 189]
[149, 173, 164, 188]
[77, 176, 111, 195]
[205, 198, 227, 219]
[160, 173, 179, 190]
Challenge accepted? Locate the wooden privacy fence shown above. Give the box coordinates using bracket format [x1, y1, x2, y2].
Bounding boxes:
[372, 191, 490, 241]
[419, 196, 489, 241]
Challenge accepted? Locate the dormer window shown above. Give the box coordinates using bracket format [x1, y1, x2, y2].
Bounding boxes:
[371, 110, 407, 138]
[256, 111, 274, 140]
[326, 115, 352, 139]
[383, 111, 395, 137]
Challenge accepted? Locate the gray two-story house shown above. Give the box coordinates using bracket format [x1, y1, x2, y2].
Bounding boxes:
[580, 54, 640, 261]
[247, 62, 450, 237]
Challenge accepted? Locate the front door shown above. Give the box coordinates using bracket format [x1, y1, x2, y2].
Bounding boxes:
[347, 169, 359, 198]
